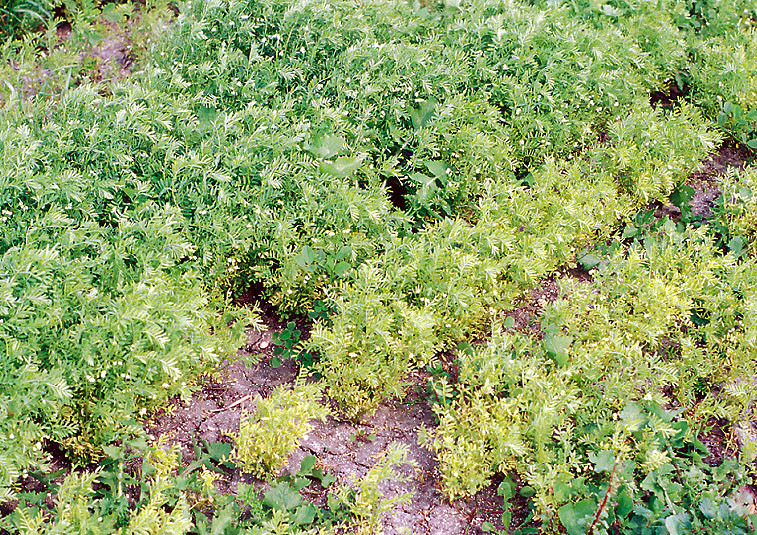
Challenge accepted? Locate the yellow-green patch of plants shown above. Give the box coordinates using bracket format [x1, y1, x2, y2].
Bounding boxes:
[4, 434, 393, 535]
[232, 377, 330, 478]
[426, 222, 756, 532]
[715, 166, 757, 254]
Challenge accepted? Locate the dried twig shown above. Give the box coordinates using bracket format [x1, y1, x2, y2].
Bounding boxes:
[209, 393, 252, 413]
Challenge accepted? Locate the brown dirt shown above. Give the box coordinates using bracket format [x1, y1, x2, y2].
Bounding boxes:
[145, 313, 298, 487]
[17, 16, 136, 100]
[650, 80, 688, 111]
[688, 142, 753, 183]
[86, 23, 135, 83]
[294, 395, 505, 535]
[655, 141, 753, 221]
[699, 418, 740, 467]
[505, 279, 559, 334]
[505, 268, 592, 336]
[687, 142, 753, 219]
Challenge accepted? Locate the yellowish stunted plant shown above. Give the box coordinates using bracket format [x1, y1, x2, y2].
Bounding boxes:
[231, 374, 330, 478]
[345, 443, 417, 535]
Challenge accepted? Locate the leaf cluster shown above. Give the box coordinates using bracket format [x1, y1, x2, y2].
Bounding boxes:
[231, 377, 330, 479]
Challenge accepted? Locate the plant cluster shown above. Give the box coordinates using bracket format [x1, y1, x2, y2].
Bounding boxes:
[2, 437, 368, 535]
[310, 104, 719, 418]
[715, 167, 757, 254]
[346, 443, 416, 535]
[271, 321, 320, 369]
[1, 0, 173, 101]
[0, 0, 49, 42]
[685, 2, 757, 147]
[424, 219, 757, 530]
[231, 377, 330, 479]
[1, 0, 756, 532]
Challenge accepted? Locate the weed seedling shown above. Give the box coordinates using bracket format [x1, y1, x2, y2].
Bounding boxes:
[271, 321, 301, 367]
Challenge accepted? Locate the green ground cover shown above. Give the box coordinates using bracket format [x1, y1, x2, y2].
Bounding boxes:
[0, 0, 756, 533]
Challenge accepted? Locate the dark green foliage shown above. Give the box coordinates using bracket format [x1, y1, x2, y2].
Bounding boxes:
[191, 454, 350, 535]
[0, 0, 49, 41]
[4, 438, 349, 535]
[270, 320, 322, 369]
[556, 403, 754, 535]
[272, 322, 302, 362]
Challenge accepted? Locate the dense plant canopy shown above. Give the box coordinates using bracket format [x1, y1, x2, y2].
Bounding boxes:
[0, 0, 756, 533]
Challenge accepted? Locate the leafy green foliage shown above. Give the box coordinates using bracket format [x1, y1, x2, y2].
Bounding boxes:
[714, 166, 757, 254]
[417, 360, 459, 413]
[555, 404, 755, 535]
[0, 0, 49, 41]
[271, 321, 301, 368]
[307, 299, 334, 323]
[4, 438, 353, 535]
[191, 455, 350, 535]
[688, 19, 757, 148]
[310, 104, 718, 418]
[0, 196, 251, 490]
[231, 377, 330, 478]
[426, 221, 757, 529]
[6, 442, 193, 535]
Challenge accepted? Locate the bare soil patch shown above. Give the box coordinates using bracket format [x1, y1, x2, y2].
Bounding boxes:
[687, 141, 753, 219]
[17, 14, 138, 101]
[655, 141, 752, 221]
[505, 268, 592, 336]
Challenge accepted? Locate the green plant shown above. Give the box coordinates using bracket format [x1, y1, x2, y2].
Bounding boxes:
[295, 244, 353, 283]
[5, 441, 193, 535]
[311, 103, 718, 419]
[4, 439, 351, 535]
[231, 376, 330, 478]
[717, 102, 757, 149]
[3, 0, 757, 531]
[271, 322, 302, 368]
[425, 220, 757, 530]
[307, 299, 335, 323]
[556, 403, 755, 535]
[349, 430, 377, 444]
[194, 455, 346, 535]
[713, 166, 757, 255]
[415, 360, 458, 415]
[346, 443, 416, 535]
[271, 321, 321, 369]
[688, 27, 757, 149]
[0, 0, 50, 41]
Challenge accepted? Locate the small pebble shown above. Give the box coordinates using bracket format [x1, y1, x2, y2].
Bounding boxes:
[260, 340, 269, 349]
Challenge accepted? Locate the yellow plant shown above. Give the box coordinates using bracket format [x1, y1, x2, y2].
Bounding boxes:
[232, 375, 330, 478]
